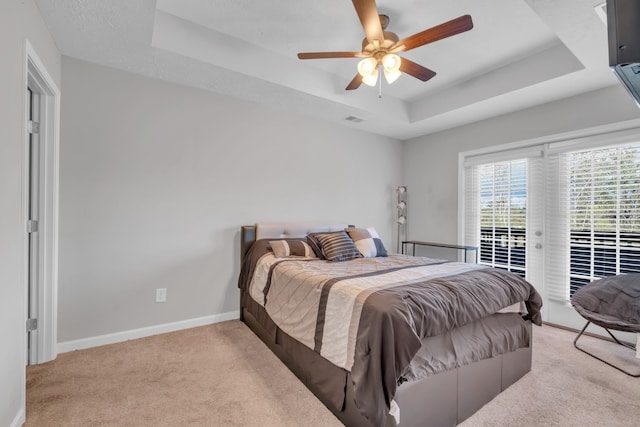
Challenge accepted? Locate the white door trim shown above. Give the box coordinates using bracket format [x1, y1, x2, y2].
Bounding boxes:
[24, 39, 60, 364]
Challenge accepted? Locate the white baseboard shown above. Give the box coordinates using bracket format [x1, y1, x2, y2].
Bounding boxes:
[57, 311, 239, 353]
[10, 408, 25, 427]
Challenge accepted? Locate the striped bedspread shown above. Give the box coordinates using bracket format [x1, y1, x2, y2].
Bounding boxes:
[238, 239, 542, 426]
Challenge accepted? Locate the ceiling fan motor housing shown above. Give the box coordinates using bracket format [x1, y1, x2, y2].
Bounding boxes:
[361, 31, 399, 55]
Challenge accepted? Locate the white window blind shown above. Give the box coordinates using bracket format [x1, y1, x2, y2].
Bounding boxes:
[464, 165, 480, 249]
[479, 160, 527, 276]
[464, 156, 544, 286]
[545, 154, 571, 301]
[546, 144, 640, 301]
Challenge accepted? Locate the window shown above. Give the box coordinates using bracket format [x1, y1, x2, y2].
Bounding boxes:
[546, 142, 640, 304]
[478, 160, 528, 277]
[566, 145, 640, 295]
[461, 127, 640, 330]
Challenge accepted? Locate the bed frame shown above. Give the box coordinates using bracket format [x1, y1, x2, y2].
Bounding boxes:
[239, 224, 532, 427]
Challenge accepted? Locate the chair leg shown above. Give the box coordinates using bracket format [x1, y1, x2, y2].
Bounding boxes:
[573, 321, 640, 377]
[603, 328, 636, 350]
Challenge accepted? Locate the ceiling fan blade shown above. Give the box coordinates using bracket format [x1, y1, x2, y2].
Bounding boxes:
[394, 15, 473, 52]
[298, 52, 361, 60]
[399, 58, 437, 82]
[345, 74, 363, 90]
[352, 0, 384, 45]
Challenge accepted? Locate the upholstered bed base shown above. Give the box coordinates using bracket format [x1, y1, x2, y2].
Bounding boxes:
[239, 225, 533, 427]
[241, 291, 531, 427]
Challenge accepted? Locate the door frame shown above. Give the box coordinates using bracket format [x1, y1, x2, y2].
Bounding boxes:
[23, 40, 60, 364]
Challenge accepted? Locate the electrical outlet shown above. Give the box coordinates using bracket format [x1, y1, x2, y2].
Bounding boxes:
[155, 288, 167, 303]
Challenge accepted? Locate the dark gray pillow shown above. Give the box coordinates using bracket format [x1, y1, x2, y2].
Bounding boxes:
[313, 231, 361, 262]
[306, 233, 327, 259]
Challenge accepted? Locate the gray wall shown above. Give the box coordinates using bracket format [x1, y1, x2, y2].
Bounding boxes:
[0, 0, 60, 425]
[58, 57, 403, 342]
[403, 85, 640, 247]
[4, 7, 639, 425]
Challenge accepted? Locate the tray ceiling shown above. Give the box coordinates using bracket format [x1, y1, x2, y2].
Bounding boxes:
[35, 0, 618, 139]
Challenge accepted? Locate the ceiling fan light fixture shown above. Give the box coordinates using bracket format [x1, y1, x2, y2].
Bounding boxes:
[358, 57, 377, 75]
[362, 67, 379, 87]
[382, 53, 401, 72]
[358, 57, 379, 86]
[383, 68, 401, 84]
[382, 53, 401, 84]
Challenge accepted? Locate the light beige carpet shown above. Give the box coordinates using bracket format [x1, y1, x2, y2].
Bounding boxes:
[26, 321, 640, 427]
[26, 321, 343, 427]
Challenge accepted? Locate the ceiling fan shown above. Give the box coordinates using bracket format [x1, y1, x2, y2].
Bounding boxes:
[297, 0, 473, 91]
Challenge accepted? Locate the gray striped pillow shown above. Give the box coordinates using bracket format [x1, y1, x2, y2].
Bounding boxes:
[314, 231, 361, 262]
[306, 233, 326, 259]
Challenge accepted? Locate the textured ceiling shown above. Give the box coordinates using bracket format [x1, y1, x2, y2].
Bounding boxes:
[34, 0, 618, 140]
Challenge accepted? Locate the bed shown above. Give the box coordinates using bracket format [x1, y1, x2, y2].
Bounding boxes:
[238, 222, 542, 427]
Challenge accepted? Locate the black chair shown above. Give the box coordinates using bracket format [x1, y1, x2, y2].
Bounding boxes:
[571, 273, 640, 377]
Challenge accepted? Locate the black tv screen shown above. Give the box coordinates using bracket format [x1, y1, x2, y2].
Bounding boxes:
[607, 0, 640, 107]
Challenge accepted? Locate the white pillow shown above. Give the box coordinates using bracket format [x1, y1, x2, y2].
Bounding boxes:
[345, 227, 388, 258]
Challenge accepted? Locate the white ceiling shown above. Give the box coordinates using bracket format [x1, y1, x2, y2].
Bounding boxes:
[34, 0, 618, 140]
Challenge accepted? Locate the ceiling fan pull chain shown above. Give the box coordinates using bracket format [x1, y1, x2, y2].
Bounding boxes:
[378, 65, 383, 98]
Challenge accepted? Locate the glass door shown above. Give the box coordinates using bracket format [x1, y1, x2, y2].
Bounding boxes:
[464, 156, 545, 296]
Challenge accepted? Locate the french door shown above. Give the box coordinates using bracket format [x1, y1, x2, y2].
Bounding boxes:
[463, 153, 544, 299]
[462, 131, 640, 340]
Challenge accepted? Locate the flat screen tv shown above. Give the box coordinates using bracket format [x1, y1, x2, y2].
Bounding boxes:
[607, 0, 640, 107]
